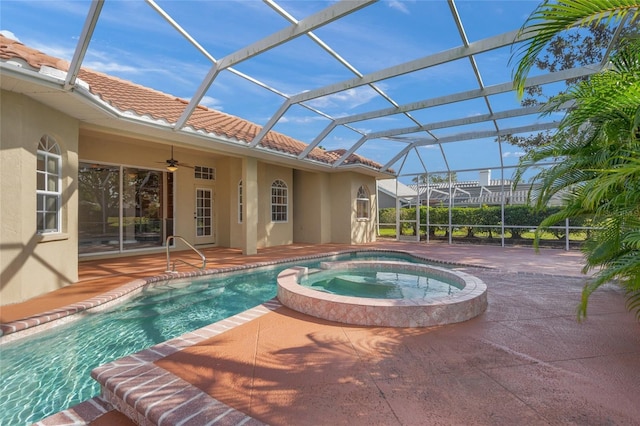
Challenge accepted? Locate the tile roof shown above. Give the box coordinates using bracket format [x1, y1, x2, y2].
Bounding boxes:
[0, 35, 383, 170]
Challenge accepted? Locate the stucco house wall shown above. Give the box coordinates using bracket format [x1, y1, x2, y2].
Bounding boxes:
[79, 130, 220, 251]
[214, 158, 234, 248]
[292, 170, 332, 244]
[329, 173, 377, 244]
[1, 91, 79, 304]
[350, 174, 377, 244]
[0, 37, 390, 306]
[257, 162, 293, 248]
[228, 157, 248, 250]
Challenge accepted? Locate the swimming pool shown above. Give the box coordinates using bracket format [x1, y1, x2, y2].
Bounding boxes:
[0, 251, 420, 425]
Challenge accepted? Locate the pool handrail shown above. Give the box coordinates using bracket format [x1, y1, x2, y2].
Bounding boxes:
[165, 235, 207, 273]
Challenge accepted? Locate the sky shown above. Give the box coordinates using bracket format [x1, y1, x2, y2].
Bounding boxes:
[1, 0, 570, 184]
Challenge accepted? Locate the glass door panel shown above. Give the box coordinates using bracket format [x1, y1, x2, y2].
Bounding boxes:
[78, 163, 121, 254]
[79, 163, 169, 255]
[123, 168, 163, 250]
[195, 187, 214, 244]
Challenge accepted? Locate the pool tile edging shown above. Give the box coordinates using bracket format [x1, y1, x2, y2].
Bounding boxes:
[0, 250, 361, 340]
[1, 248, 465, 340]
[277, 261, 488, 327]
[32, 396, 113, 426]
[90, 299, 281, 426]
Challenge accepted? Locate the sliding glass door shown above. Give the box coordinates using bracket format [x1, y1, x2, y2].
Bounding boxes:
[78, 162, 173, 255]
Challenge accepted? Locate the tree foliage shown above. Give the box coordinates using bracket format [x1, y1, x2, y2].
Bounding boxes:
[502, 1, 638, 152]
[411, 172, 457, 184]
[512, 0, 640, 320]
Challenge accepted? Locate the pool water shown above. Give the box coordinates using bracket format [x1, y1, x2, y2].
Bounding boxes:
[0, 251, 418, 425]
[301, 268, 462, 299]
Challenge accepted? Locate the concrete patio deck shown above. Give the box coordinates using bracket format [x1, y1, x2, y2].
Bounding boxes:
[3, 241, 639, 425]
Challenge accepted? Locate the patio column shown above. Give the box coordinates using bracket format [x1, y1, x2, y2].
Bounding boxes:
[242, 157, 258, 255]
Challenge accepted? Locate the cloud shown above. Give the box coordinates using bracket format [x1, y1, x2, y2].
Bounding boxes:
[199, 96, 224, 110]
[0, 30, 20, 41]
[279, 115, 325, 125]
[307, 86, 380, 110]
[502, 151, 525, 158]
[28, 42, 75, 60]
[83, 61, 140, 74]
[385, 0, 412, 14]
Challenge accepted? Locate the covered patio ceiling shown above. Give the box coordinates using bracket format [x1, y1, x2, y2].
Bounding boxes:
[8, 0, 632, 181]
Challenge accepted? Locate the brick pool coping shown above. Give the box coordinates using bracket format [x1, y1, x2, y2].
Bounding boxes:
[0, 249, 478, 341]
[277, 261, 488, 327]
[35, 300, 282, 425]
[89, 300, 283, 426]
[0, 250, 353, 340]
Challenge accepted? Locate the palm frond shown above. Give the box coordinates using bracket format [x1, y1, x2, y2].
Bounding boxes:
[625, 289, 640, 320]
[512, 0, 640, 97]
[512, 9, 640, 321]
[577, 249, 640, 320]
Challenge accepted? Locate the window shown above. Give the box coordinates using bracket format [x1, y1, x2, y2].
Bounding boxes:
[356, 185, 370, 220]
[194, 166, 215, 180]
[238, 180, 243, 223]
[271, 179, 288, 222]
[36, 135, 61, 233]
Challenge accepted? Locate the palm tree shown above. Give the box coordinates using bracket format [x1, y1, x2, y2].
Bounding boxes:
[511, 1, 640, 320]
[512, 0, 639, 97]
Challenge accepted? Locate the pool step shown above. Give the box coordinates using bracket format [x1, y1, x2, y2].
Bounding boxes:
[33, 397, 114, 425]
[91, 301, 281, 425]
[40, 300, 281, 426]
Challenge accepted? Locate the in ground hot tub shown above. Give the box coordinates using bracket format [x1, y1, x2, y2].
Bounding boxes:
[277, 260, 487, 327]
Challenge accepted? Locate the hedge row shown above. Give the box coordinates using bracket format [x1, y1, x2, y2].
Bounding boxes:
[379, 205, 591, 239]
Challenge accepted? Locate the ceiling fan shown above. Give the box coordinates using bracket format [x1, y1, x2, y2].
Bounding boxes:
[162, 146, 191, 172]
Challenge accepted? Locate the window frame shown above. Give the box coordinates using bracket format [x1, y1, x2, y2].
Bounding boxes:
[36, 135, 62, 234]
[270, 179, 288, 223]
[238, 179, 243, 224]
[194, 165, 216, 180]
[356, 185, 370, 221]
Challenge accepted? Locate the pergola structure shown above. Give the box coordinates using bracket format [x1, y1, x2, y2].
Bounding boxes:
[32, 0, 631, 184]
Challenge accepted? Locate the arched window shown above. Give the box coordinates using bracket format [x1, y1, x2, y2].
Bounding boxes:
[36, 135, 62, 233]
[238, 180, 243, 223]
[356, 185, 370, 220]
[271, 179, 288, 222]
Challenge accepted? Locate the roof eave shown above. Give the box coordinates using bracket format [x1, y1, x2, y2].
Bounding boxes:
[1, 62, 392, 176]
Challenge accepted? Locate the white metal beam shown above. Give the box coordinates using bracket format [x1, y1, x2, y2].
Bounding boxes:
[218, 0, 375, 72]
[175, 0, 376, 131]
[333, 136, 368, 167]
[64, 0, 103, 90]
[261, 0, 425, 155]
[249, 100, 293, 148]
[298, 122, 338, 159]
[381, 122, 558, 171]
[409, 122, 559, 147]
[332, 66, 596, 126]
[288, 29, 525, 105]
[369, 104, 552, 140]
